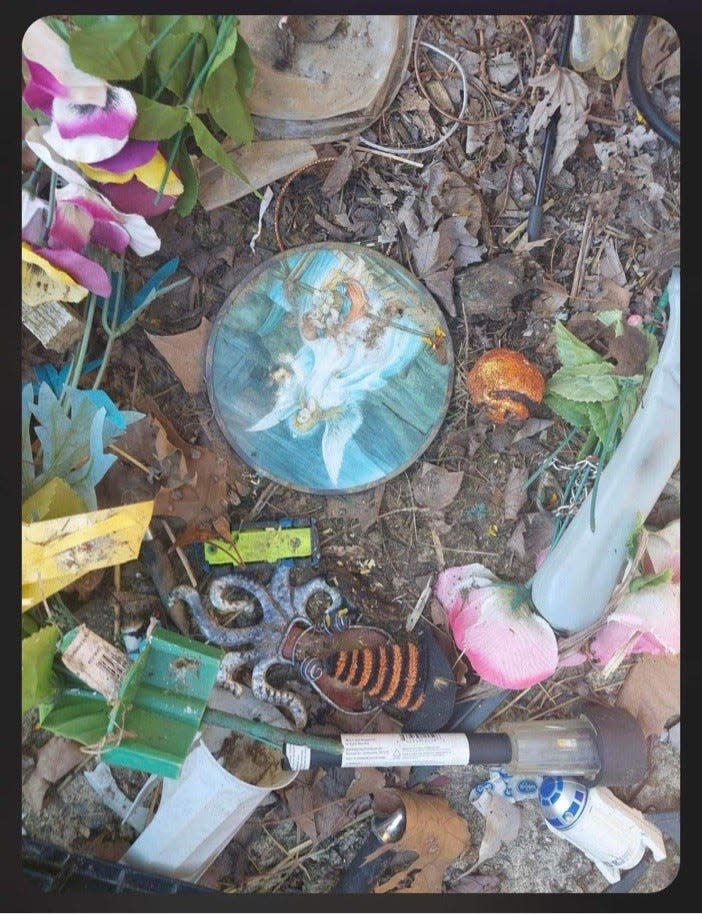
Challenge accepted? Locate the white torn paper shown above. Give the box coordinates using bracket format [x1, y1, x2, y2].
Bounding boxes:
[250, 186, 274, 253]
[84, 762, 150, 833]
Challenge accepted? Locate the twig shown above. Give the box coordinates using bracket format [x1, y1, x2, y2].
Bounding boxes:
[107, 444, 158, 477]
[569, 202, 595, 303]
[349, 145, 423, 169]
[161, 519, 197, 587]
[503, 198, 555, 245]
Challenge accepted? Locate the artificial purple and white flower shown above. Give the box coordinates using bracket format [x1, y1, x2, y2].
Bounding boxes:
[435, 563, 559, 689]
[80, 140, 184, 217]
[22, 18, 136, 164]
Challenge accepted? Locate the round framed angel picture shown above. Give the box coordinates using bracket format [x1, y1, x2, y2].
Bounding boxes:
[206, 242, 454, 494]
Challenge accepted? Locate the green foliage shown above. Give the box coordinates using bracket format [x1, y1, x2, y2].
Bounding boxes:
[629, 568, 673, 593]
[64, 14, 256, 213]
[22, 624, 60, 714]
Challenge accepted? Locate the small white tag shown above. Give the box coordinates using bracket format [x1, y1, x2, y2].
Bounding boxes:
[285, 743, 312, 771]
[340, 732, 471, 768]
[61, 625, 131, 701]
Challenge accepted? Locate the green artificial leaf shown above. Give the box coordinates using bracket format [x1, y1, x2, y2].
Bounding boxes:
[152, 16, 212, 100]
[68, 16, 148, 82]
[190, 113, 248, 177]
[206, 19, 239, 77]
[543, 390, 591, 428]
[629, 568, 673, 593]
[547, 363, 619, 403]
[174, 142, 199, 216]
[38, 682, 110, 746]
[234, 36, 255, 97]
[586, 398, 617, 447]
[552, 321, 605, 368]
[22, 625, 60, 714]
[203, 58, 255, 146]
[618, 380, 642, 434]
[44, 16, 72, 41]
[131, 93, 190, 140]
[626, 513, 646, 559]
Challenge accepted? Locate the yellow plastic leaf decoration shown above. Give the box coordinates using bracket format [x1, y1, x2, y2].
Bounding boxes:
[22, 499, 154, 611]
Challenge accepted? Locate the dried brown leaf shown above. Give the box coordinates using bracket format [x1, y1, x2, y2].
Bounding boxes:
[527, 65, 590, 175]
[345, 768, 389, 802]
[145, 318, 212, 395]
[321, 154, 354, 198]
[503, 466, 528, 521]
[412, 463, 464, 512]
[22, 736, 85, 813]
[373, 790, 471, 893]
[616, 654, 680, 737]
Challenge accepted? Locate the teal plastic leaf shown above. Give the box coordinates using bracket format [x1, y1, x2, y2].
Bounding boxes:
[68, 16, 148, 81]
[131, 93, 190, 141]
[22, 383, 36, 490]
[22, 625, 60, 714]
[22, 382, 142, 509]
[552, 321, 605, 367]
[546, 363, 618, 403]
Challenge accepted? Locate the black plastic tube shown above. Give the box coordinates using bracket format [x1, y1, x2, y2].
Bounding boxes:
[626, 15, 680, 149]
[527, 15, 575, 241]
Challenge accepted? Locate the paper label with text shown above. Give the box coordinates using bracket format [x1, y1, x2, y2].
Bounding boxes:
[340, 732, 471, 767]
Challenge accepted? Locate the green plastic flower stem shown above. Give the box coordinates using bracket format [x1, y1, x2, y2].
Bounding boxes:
[152, 32, 200, 102]
[61, 292, 98, 407]
[523, 426, 579, 490]
[155, 126, 185, 204]
[40, 170, 59, 248]
[200, 706, 344, 759]
[588, 390, 627, 532]
[184, 15, 235, 105]
[22, 159, 45, 194]
[147, 15, 183, 55]
[92, 254, 126, 390]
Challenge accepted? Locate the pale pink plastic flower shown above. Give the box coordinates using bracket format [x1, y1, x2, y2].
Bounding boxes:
[435, 563, 559, 689]
[589, 519, 680, 666]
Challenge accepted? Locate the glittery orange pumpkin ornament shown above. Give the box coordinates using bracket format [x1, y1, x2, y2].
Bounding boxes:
[466, 347, 545, 423]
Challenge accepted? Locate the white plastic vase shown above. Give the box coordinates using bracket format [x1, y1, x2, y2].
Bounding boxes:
[121, 686, 298, 884]
[531, 267, 680, 634]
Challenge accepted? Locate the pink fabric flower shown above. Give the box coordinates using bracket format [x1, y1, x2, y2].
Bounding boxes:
[588, 518, 680, 666]
[435, 563, 559, 689]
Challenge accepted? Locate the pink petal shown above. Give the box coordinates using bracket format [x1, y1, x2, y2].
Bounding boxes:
[435, 564, 498, 624]
[557, 650, 588, 668]
[55, 184, 160, 257]
[48, 201, 93, 251]
[22, 18, 107, 105]
[589, 581, 679, 665]
[93, 139, 159, 172]
[90, 218, 130, 254]
[22, 60, 63, 115]
[96, 177, 178, 218]
[448, 584, 558, 689]
[608, 582, 679, 653]
[35, 246, 111, 297]
[46, 88, 136, 163]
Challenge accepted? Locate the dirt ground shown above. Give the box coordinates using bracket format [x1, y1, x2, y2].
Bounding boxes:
[21, 13, 680, 901]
